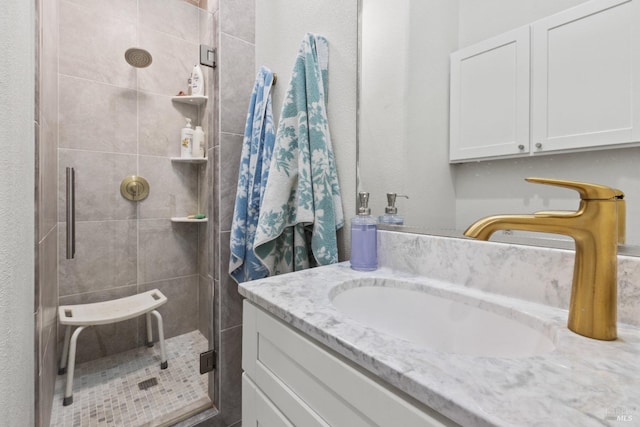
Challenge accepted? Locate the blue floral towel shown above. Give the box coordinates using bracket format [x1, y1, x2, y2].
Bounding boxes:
[229, 66, 276, 283]
[253, 33, 344, 276]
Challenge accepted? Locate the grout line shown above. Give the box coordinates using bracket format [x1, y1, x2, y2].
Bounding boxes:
[219, 31, 256, 47]
[58, 147, 138, 157]
[58, 72, 137, 92]
[57, 72, 202, 100]
[219, 130, 244, 138]
[59, 273, 201, 300]
[219, 323, 242, 334]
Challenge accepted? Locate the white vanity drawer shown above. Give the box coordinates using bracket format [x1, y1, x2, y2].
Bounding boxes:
[243, 374, 321, 427]
[242, 301, 456, 427]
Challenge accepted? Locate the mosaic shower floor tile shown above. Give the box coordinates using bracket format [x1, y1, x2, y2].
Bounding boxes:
[51, 330, 211, 427]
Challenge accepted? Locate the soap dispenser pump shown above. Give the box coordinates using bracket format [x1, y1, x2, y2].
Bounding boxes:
[350, 192, 378, 271]
[378, 193, 409, 225]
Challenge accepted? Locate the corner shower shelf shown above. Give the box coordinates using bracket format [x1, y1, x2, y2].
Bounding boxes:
[170, 157, 207, 164]
[171, 217, 208, 223]
[171, 95, 208, 105]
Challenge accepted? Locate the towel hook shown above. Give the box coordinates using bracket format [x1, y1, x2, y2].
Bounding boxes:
[273, 73, 278, 86]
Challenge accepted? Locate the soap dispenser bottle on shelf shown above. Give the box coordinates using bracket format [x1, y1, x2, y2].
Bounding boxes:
[180, 117, 194, 158]
[378, 193, 409, 225]
[190, 64, 204, 96]
[192, 125, 205, 158]
[350, 192, 378, 271]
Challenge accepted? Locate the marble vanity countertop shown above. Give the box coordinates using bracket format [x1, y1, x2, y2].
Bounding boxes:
[238, 263, 640, 427]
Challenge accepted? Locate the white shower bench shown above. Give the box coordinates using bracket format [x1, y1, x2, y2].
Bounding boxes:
[57, 289, 168, 406]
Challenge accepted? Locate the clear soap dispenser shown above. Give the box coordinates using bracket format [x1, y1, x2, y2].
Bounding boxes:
[350, 192, 378, 271]
[378, 193, 409, 225]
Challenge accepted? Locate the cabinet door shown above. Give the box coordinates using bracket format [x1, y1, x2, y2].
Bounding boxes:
[242, 301, 457, 427]
[243, 374, 295, 427]
[532, 0, 640, 153]
[450, 26, 530, 162]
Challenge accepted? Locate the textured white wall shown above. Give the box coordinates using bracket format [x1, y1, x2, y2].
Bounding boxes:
[458, 0, 589, 47]
[0, 0, 35, 423]
[255, 0, 358, 258]
[360, 0, 458, 228]
[359, 0, 410, 219]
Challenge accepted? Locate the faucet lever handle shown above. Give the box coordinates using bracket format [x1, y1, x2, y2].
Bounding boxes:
[525, 177, 622, 200]
[617, 197, 626, 244]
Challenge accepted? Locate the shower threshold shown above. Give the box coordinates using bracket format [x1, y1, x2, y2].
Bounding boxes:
[50, 330, 212, 427]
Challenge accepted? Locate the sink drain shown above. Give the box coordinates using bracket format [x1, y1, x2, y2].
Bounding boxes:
[138, 377, 158, 390]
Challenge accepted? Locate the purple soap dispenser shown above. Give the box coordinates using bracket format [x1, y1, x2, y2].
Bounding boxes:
[350, 192, 378, 271]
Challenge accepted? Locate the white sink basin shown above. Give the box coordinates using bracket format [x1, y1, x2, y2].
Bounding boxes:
[331, 280, 556, 358]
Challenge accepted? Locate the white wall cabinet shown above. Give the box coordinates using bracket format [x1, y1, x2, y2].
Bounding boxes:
[531, 0, 640, 154]
[242, 301, 457, 427]
[450, 27, 531, 162]
[450, 0, 640, 162]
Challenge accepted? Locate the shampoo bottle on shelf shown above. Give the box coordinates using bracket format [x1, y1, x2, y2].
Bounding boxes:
[180, 118, 194, 158]
[192, 126, 205, 158]
[378, 193, 409, 225]
[190, 64, 204, 96]
[350, 192, 377, 271]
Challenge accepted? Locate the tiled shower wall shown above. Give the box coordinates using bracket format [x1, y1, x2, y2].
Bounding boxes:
[204, 0, 256, 426]
[35, 0, 59, 425]
[56, 0, 215, 364]
[40, 0, 254, 425]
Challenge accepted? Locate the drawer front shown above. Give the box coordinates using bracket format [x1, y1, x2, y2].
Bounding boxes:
[243, 374, 294, 427]
[243, 301, 456, 427]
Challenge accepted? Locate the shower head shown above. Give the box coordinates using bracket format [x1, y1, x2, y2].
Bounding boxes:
[124, 48, 153, 68]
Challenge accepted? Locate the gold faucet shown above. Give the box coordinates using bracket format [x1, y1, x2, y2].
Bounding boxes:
[464, 178, 625, 341]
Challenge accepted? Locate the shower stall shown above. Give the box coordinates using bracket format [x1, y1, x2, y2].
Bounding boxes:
[34, 0, 255, 426]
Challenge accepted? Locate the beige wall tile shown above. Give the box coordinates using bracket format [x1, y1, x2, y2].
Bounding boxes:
[40, 119, 58, 239]
[40, 232, 58, 332]
[39, 0, 58, 241]
[138, 156, 199, 219]
[140, 0, 199, 44]
[58, 149, 138, 222]
[198, 275, 213, 338]
[219, 133, 243, 232]
[59, 76, 137, 154]
[199, 9, 215, 47]
[58, 220, 138, 296]
[64, 0, 137, 23]
[138, 92, 197, 157]
[59, 1, 137, 89]
[217, 325, 242, 425]
[37, 0, 59, 423]
[218, 231, 242, 330]
[138, 28, 199, 96]
[138, 219, 198, 283]
[139, 275, 199, 340]
[221, 0, 255, 43]
[39, 323, 57, 427]
[219, 34, 255, 134]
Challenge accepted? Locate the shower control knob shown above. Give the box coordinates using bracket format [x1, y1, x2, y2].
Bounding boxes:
[120, 175, 150, 201]
[127, 182, 143, 196]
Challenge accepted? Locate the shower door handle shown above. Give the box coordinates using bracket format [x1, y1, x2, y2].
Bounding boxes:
[66, 167, 76, 259]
